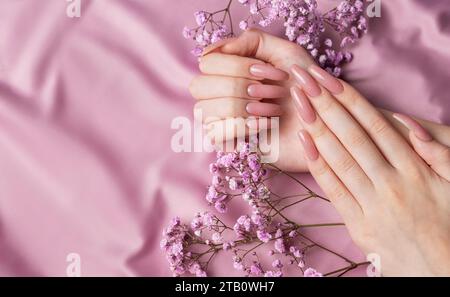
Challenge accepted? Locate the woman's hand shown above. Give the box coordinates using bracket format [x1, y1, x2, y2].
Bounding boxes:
[291, 66, 450, 276]
[189, 29, 450, 172]
[190, 29, 316, 172]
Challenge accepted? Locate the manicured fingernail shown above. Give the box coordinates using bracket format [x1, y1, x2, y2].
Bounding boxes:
[291, 87, 316, 124]
[246, 102, 283, 116]
[392, 113, 433, 142]
[249, 64, 289, 81]
[298, 130, 319, 161]
[247, 84, 289, 98]
[308, 65, 344, 95]
[291, 65, 321, 97]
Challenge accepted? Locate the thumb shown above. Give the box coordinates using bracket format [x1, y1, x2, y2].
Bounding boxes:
[219, 28, 315, 69]
[393, 113, 450, 181]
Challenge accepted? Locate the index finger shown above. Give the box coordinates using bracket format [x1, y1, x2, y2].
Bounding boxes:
[199, 53, 288, 81]
[307, 65, 417, 170]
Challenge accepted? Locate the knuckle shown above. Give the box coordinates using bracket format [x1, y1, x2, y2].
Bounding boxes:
[229, 78, 244, 95]
[347, 131, 368, 148]
[224, 99, 243, 118]
[339, 85, 361, 107]
[406, 164, 427, 183]
[229, 62, 243, 76]
[336, 156, 357, 173]
[379, 176, 405, 204]
[246, 28, 262, 34]
[316, 98, 334, 115]
[369, 116, 390, 136]
[311, 122, 328, 140]
[329, 184, 347, 201]
[314, 161, 329, 177]
[245, 28, 263, 40]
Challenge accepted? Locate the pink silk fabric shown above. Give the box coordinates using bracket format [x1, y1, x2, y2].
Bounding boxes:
[0, 0, 448, 276]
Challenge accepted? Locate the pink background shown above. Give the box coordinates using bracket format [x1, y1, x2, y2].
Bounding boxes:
[0, 0, 448, 276]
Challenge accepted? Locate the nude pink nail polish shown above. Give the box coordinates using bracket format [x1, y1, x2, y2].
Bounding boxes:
[249, 64, 289, 81]
[247, 84, 289, 98]
[392, 113, 433, 142]
[291, 87, 316, 124]
[298, 130, 319, 161]
[291, 65, 322, 97]
[246, 102, 283, 116]
[309, 64, 344, 95]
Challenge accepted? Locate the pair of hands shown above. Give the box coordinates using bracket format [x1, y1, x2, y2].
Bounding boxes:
[189, 29, 450, 276]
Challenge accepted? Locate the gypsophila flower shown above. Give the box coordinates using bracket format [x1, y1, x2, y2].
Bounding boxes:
[239, 20, 249, 30]
[249, 261, 264, 276]
[274, 229, 286, 253]
[184, 0, 368, 75]
[264, 270, 283, 277]
[215, 201, 227, 213]
[288, 230, 298, 238]
[233, 256, 245, 271]
[162, 140, 367, 276]
[194, 11, 208, 26]
[212, 232, 223, 243]
[272, 259, 283, 269]
[303, 267, 323, 277]
[257, 229, 272, 243]
[289, 246, 304, 258]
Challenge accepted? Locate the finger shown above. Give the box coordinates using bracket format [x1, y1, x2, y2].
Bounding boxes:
[199, 52, 288, 81]
[306, 65, 416, 169]
[220, 29, 315, 69]
[246, 117, 274, 133]
[189, 75, 288, 101]
[246, 102, 283, 117]
[298, 130, 363, 224]
[292, 87, 374, 205]
[292, 66, 390, 180]
[201, 37, 237, 56]
[205, 117, 274, 144]
[194, 98, 282, 123]
[205, 118, 250, 146]
[393, 113, 450, 181]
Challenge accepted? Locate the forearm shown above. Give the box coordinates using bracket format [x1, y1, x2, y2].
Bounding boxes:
[380, 109, 450, 147]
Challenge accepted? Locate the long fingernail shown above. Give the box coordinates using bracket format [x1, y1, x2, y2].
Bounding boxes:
[291, 65, 321, 97]
[247, 84, 289, 98]
[392, 113, 433, 142]
[249, 64, 289, 81]
[298, 130, 319, 161]
[308, 65, 344, 95]
[291, 86, 316, 124]
[246, 102, 283, 116]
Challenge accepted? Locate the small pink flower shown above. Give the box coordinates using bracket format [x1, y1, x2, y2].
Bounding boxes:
[304, 267, 323, 277]
[212, 232, 223, 244]
[239, 20, 249, 30]
[194, 11, 207, 26]
[257, 230, 272, 243]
